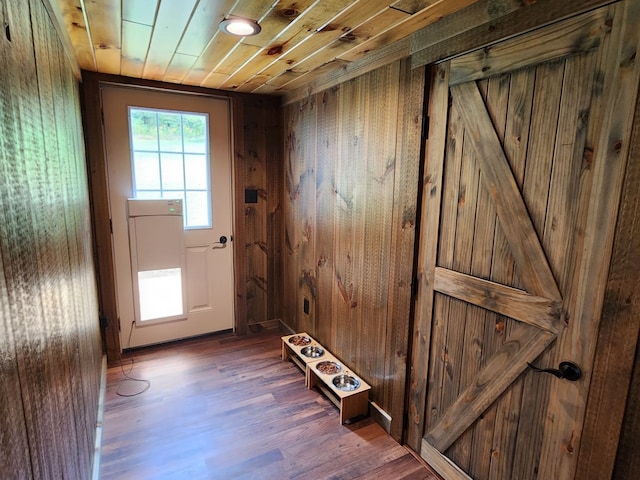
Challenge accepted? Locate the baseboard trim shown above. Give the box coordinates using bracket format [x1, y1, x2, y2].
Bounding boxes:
[277, 319, 295, 334]
[246, 318, 291, 334]
[92, 354, 107, 480]
[369, 401, 392, 434]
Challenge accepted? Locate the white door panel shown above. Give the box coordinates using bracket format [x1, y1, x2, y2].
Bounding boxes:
[101, 85, 235, 348]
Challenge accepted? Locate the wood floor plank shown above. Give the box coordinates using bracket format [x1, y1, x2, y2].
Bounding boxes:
[100, 328, 441, 479]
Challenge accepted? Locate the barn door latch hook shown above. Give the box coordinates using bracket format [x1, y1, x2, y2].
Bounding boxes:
[527, 361, 582, 381]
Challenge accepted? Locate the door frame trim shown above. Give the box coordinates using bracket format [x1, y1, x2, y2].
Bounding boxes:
[82, 73, 250, 362]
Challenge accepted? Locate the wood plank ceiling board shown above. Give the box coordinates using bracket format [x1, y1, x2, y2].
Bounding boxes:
[55, 0, 96, 70]
[175, 0, 234, 57]
[182, 0, 273, 86]
[216, 0, 320, 90]
[337, 0, 479, 64]
[230, 0, 362, 92]
[273, 7, 409, 91]
[251, 0, 401, 90]
[121, 20, 153, 78]
[120, 0, 157, 78]
[55, 0, 490, 94]
[84, 0, 121, 74]
[259, 0, 479, 93]
[123, 0, 158, 25]
[199, 0, 279, 88]
[143, 0, 198, 80]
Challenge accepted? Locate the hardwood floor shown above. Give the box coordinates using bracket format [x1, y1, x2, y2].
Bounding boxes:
[99, 327, 441, 480]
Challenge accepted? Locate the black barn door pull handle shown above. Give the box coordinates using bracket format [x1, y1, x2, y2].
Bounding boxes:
[527, 361, 582, 381]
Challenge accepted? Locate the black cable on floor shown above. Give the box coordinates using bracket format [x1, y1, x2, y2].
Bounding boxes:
[115, 320, 151, 397]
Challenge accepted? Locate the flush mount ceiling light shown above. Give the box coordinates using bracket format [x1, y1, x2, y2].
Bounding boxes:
[219, 16, 261, 36]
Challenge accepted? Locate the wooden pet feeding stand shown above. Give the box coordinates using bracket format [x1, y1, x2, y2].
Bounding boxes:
[281, 333, 371, 424]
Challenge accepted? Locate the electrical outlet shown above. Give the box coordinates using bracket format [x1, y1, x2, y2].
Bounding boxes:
[303, 297, 310, 315]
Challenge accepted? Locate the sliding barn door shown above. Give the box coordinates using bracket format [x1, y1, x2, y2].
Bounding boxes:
[408, 2, 640, 480]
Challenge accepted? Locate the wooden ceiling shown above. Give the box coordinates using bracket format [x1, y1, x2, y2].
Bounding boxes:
[52, 0, 480, 95]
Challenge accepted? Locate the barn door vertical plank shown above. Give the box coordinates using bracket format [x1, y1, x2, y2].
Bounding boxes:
[487, 67, 536, 480]
[443, 93, 483, 470]
[508, 58, 566, 478]
[543, 50, 598, 297]
[384, 59, 425, 440]
[407, 63, 450, 451]
[464, 73, 510, 479]
[538, 1, 640, 478]
[511, 48, 601, 478]
[424, 73, 463, 434]
[316, 87, 339, 349]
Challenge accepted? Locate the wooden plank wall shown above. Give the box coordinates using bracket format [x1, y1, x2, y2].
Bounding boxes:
[81, 72, 283, 352]
[281, 58, 425, 439]
[233, 94, 284, 335]
[0, 0, 103, 478]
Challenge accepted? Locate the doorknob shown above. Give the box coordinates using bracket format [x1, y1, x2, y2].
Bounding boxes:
[527, 361, 582, 381]
[212, 235, 230, 249]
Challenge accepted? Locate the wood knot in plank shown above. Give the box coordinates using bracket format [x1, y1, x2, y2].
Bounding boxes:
[582, 147, 594, 169]
[613, 139, 623, 154]
[340, 31, 357, 42]
[279, 8, 299, 19]
[563, 431, 576, 455]
[318, 24, 338, 33]
[303, 221, 312, 243]
[336, 273, 356, 307]
[300, 269, 317, 298]
[267, 45, 283, 56]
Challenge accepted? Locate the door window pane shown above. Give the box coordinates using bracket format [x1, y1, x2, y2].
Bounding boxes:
[182, 114, 207, 153]
[185, 154, 207, 189]
[130, 109, 158, 150]
[129, 107, 211, 229]
[158, 112, 182, 152]
[186, 191, 209, 227]
[132, 152, 160, 190]
[160, 153, 185, 190]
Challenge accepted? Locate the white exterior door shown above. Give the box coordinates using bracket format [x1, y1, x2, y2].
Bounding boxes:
[101, 85, 235, 348]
